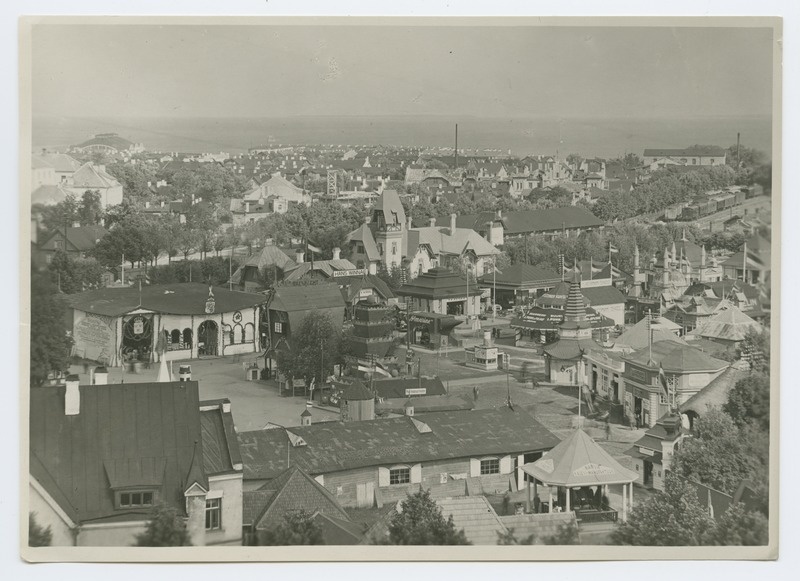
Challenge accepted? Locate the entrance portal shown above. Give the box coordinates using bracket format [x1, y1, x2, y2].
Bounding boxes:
[643, 460, 654, 487]
[121, 315, 153, 362]
[198, 320, 219, 356]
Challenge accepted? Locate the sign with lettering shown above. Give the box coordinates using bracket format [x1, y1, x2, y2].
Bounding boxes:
[405, 388, 427, 396]
[639, 447, 655, 457]
[332, 269, 368, 278]
[358, 288, 373, 298]
[409, 315, 432, 324]
[572, 463, 615, 477]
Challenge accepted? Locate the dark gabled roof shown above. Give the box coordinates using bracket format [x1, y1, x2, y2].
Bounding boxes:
[30, 381, 206, 524]
[624, 341, 729, 374]
[478, 264, 561, 287]
[312, 512, 366, 544]
[346, 223, 381, 262]
[372, 377, 447, 399]
[581, 285, 627, 307]
[64, 283, 266, 317]
[238, 407, 559, 480]
[337, 274, 395, 301]
[270, 283, 346, 312]
[496, 207, 604, 234]
[38, 225, 108, 253]
[245, 466, 350, 530]
[199, 399, 243, 476]
[376, 394, 474, 415]
[396, 268, 483, 300]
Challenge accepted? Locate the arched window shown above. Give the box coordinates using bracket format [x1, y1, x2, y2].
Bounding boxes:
[183, 328, 193, 348]
[244, 323, 255, 342]
[222, 324, 233, 346]
[233, 324, 244, 344]
[171, 329, 181, 345]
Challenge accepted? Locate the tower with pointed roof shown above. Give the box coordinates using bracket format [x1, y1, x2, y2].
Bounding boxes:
[541, 273, 603, 385]
[371, 189, 406, 272]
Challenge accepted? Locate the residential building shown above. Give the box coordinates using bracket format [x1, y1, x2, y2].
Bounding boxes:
[228, 245, 298, 293]
[30, 379, 242, 546]
[66, 163, 124, 208]
[237, 406, 560, 509]
[642, 146, 726, 167]
[721, 235, 771, 285]
[242, 173, 311, 210]
[36, 225, 108, 263]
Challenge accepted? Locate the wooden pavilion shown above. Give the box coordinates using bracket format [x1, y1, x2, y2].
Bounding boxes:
[520, 428, 638, 523]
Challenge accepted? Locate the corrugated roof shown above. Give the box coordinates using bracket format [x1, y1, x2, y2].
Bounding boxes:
[64, 282, 266, 317]
[691, 305, 762, 342]
[30, 381, 206, 524]
[581, 285, 627, 307]
[238, 407, 559, 480]
[478, 264, 560, 287]
[613, 317, 686, 351]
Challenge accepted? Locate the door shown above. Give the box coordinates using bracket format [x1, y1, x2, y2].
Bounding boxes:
[643, 461, 654, 487]
[356, 482, 374, 508]
[198, 320, 219, 356]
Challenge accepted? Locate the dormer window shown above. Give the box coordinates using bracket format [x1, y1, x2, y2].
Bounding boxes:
[117, 490, 155, 509]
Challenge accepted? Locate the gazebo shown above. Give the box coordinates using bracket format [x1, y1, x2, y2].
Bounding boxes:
[520, 428, 638, 522]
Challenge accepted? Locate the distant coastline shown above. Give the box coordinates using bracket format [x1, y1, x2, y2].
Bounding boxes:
[31, 114, 773, 159]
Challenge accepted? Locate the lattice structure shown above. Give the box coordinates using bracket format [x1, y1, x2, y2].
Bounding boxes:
[327, 169, 340, 197]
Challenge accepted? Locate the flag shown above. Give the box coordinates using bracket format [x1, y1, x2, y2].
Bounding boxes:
[658, 364, 670, 400]
[373, 360, 392, 378]
[306, 242, 322, 254]
[609, 243, 619, 254]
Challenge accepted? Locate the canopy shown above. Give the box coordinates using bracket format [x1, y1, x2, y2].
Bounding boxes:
[510, 306, 615, 332]
[521, 428, 638, 487]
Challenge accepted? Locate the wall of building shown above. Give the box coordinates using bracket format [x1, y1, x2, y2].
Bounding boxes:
[205, 473, 243, 546]
[77, 521, 148, 546]
[29, 481, 75, 547]
[592, 303, 625, 326]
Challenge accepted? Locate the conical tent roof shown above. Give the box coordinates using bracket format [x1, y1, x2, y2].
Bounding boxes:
[521, 428, 637, 487]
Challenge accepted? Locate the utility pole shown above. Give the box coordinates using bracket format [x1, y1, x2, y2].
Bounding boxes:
[454, 124, 458, 171]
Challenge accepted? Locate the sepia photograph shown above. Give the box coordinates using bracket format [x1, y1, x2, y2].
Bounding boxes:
[17, 13, 782, 563]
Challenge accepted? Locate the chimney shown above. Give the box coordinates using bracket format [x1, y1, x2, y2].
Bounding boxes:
[65, 374, 80, 416]
[301, 406, 312, 426]
[332, 247, 341, 260]
[496, 209, 502, 219]
[429, 217, 436, 227]
[296, 249, 305, 263]
[406, 217, 413, 231]
[93, 366, 109, 385]
[450, 213, 457, 234]
[179, 365, 192, 382]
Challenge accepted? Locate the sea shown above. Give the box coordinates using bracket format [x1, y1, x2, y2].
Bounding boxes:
[30, 115, 773, 160]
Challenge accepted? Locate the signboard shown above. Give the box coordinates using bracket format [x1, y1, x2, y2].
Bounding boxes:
[638, 447, 655, 457]
[572, 463, 615, 477]
[132, 316, 145, 336]
[409, 315, 433, 324]
[358, 288, 373, 298]
[405, 388, 427, 396]
[205, 298, 216, 314]
[332, 269, 368, 278]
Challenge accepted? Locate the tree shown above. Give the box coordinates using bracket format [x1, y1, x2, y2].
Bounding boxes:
[610, 473, 715, 546]
[38, 194, 81, 233]
[48, 250, 106, 294]
[497, 529, 536, 545]
[382, 489, 470, 545]
[671, 408, 768, 497]
[701, 502, 769, 546]
[276, 310, 343, 386]
[542, 522, 580, 545]
[29, 513, 53, 547]
[133, 503, 192, 547]
[723, 373, 770, 432]
[254, 510, 325, 546]
[78, 190, 104, 225]
[30, 268, 72, 387]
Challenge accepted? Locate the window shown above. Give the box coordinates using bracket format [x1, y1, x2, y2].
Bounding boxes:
[389, 467, 411, 485]
[480, 458, 500, 475]
[274, 322, 283, 334]
[118, 490, 154, 508]
[205, 498, 222, 530]
[392, 242, 398, 256]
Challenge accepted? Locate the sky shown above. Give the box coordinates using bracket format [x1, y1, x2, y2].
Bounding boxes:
[30, 23, 775, 119]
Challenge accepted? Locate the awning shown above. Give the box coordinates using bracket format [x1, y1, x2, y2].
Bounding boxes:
[510, 306, 615, 332]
